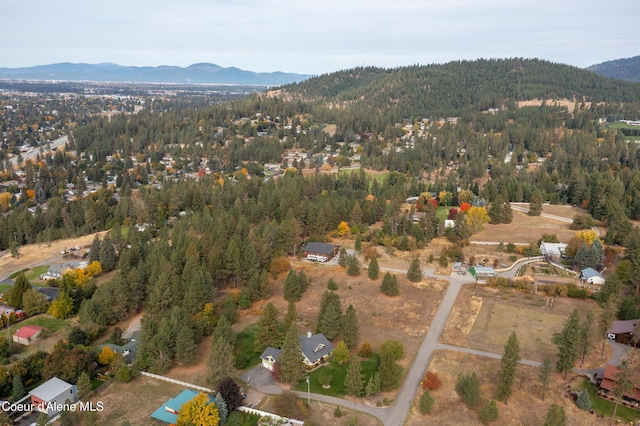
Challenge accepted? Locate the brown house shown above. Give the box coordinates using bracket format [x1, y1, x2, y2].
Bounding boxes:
[303, 242, 339, 262]
[607, 319, 639, 346]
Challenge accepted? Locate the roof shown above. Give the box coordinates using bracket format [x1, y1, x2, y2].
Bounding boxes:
[299, 333, 334, 364]
[260, 347, 282, 361]
[600, 364, 640, 401]
[581, 267, 603, 279]
[540, 242, 567, 256]
[30, 377, 73, 402]
[14, 325, 43, 339]
[608, 319, 639, 335]
[304, 242, 338, 256]
[37, 287, 60, 302]
[150, 389, 215, 424]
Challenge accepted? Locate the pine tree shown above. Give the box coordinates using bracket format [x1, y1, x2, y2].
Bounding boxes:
[346, 255, 360, 276]
[419, 390, 434, 414]
[579, 310, 595, 365]
[317, 291, 342, 339]
[496, 331, 520, 402]
[338, 248, 348, 267]
[213, 315, 236, 349]
[284, 301, 297, 333]
[214, 392, 229, 425]
[538, 357, 552, 401]
[342, 305, 360, 350]
[354, 235, 362, 252]
[89, 236, 101, 263]
[283, 270, 301, 302]
[489, 199, 504, 224]
[327, 278, 338, 290]
[479, 400, 499, 425]
[175, 324, 197, 365]
[528, 189, 544, 216]
[407, 258, 422, 282]
[6, 273, 31, 309]
[99, 235, 116, 271]
[379, 344, 402, 391]
[556, 309, 581, 378]
[544, 404, 566, 426]
[381, 273, 399, 296]
[256, 303, 281, 352]
[344, 360, 363, 396]
[502, 200, 513, 224]
[278, 325, 304, 385]
[12, 375, 25, 401]
[365, 372, 381, 396]
[368, 256, 380, 280]
[208, 339, 234, 389]
[455, 372, 481, 408]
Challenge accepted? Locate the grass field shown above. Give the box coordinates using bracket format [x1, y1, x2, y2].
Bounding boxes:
[234, 323, 261, 370]
[24, 265, 49, 281]
[294, 355, 380, 397]
[10, 315, 67, 334]
[576, 378, 640, 423]
[0, 285, 11, 295]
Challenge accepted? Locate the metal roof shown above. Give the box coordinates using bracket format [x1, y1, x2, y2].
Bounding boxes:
[30, 377, 73, 402]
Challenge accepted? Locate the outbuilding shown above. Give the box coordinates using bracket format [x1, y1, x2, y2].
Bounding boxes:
[30, 377, 76, 416]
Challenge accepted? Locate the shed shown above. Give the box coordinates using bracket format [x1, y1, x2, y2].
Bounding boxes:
[30, 377, 76, 416]
[581, 267, 604, 285]
[13, 325, 44, 345]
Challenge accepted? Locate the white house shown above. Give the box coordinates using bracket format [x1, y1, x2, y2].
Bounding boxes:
[581, 267, 605, 285]
[540, 242, 567, 260]
[30, 377, 77, 416]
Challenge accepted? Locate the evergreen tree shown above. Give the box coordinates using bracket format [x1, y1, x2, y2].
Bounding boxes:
[354, 235, 362, 252]
[342, 305, 360, 350]
[284, 300, 297, 333]
[407, 258, 422, 282]
[544, 404, 566, 426]
[207, 339, 234, 389]
[502, 200, 513, 224]
[419, 390, 434, 414]
[346, 254, 360, 276]
[538, 357, 552, 401]
[89, 236, 101, 263]
[576, 389, 592, 410]
[455, 372, 481, 408]
[213, 315, 236, 349]
[175, 324, 197, 365]
[488, 199, 504, 224]
[381, 273, 399, 296]
[256, 303, 281, 352]
[5, 273, 31, 309]
[283, 270, 301, 302]
[338, 248, 348, 267]
[479, 400, 499, 425]
[99, 235, 116, 271]
[327, 278, 338, 290]
[496, 331, 520, 402]
[379, 344, 402, 391]
[579, 310, 595, 365]
[556, 309, 581, 378]
[317, 291, 343, 339]
[215, 392, 229, 425]
[612, 359, 634, 424]
[528, 189, 544, 216]
[365, 372, 381, 396]
[344, 360, 363, 396]
[76, 371, 91, 399]
[368, 256, 380, 280]
[297, 270, 311, 293]
[278, 325, 304, 385]
[574, 243, 590, 269]
[12, 375, 25, 401]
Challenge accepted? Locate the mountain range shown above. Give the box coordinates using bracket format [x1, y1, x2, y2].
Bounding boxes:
[0, 62, 313, 86]
[587, 55, 640, 82]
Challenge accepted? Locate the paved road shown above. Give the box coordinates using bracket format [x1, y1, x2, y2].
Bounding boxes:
[8, 135, 68, 168]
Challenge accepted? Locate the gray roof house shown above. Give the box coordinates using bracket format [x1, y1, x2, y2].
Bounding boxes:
[99, 332, 140, 364]
[299, 332, 333, 367]
[581, 267, 605, 285]
[260, 347, 282, 371]
[303, 242, 339, 259]
[30, 377, 77, 416]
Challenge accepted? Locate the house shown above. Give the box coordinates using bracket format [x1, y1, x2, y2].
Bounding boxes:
[150, 389, 215, 424]
[607, 319, 639, 346]
[540, 242, 568, 260]
[299, 332, 334, 367]
[99, 332, 140, 364]
[30, 377, 77, 416]
[581, 267, 605, 285]
[13, 325, 43, 345]
[260, 347, 282, 371]
[303, 242, 339, 262]
[468, 266, 497, 282]
[598, 364, 640, 408]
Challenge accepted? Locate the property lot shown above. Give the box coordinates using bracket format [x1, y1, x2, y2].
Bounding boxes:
[472, 209, 577, 244]
[406, 350, 604, 426]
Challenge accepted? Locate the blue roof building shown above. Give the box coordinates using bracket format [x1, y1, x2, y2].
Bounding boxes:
[150, 389, 215, 424]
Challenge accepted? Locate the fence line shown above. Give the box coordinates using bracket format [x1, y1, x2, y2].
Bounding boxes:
[495, 256, 545, 273]
[139, 371, 213, 393]
[239, 406, 304, 425]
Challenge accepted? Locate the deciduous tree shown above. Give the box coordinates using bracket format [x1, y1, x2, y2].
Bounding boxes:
[176, 392, 220, 426]
[218, 378, 243, 413]
[466, 206, 490, 233]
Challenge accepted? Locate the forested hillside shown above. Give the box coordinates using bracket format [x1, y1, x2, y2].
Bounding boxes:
[588, 55, 640, 82]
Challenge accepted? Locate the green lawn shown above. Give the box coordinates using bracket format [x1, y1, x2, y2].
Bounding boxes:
[577, 379, 640, 423]
[9, 315, 67, 334]
[24, 266, 49, 281]
[294, 355, 380, 397]
[235, 323, 261, 370]
[90, 379, 106, 391]
[8, 269, 29, 279]
[0, 285, 12, 295]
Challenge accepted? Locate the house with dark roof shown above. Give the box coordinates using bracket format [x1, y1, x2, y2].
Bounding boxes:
[304, 242, 339, 262]
[260, 347, 282, 371]
[607, 319, 639, 346]
[37, 287, 59, 302]
[99, 332, 140, 364]
[581, 267, 605, 285]
[299, 332, 333, 367]
[150, 389, 214, 424]
[30, 377, 76, 416]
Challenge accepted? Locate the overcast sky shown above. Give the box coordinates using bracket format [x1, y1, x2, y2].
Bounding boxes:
[2, 0, 639, 75]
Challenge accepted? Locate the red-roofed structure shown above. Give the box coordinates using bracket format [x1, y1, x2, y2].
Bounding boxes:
[598, 363, 640, 409]
[13, 325, 44, 345]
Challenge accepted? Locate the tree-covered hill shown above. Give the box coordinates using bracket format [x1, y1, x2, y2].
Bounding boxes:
[278, 58, 640, 117]
[587, 55, 640, 83]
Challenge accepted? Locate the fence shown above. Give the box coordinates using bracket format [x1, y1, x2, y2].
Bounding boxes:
[495, 256, 545, 273]
[239, 406, 304, 425]
[139, 371, 213, 393]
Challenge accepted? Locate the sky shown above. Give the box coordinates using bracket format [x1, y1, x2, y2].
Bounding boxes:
[2, 0, 639, 75]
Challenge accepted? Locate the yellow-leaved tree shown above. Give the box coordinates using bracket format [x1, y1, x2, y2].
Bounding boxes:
[85, 261, 102, 277]
[337, 221, 351, 237]
[466, 206, 490, 233]
[177, 392, 220, 426]
[48, 292, 74, 319]
[98, 346, 116, 366]
[575, 229, 598, 246]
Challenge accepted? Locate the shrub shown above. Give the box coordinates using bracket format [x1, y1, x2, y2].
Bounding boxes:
[358, 342, 373, 358]
[334, 407, 342, 418]
[455, 373, 481, 408]
[327, 279, 338, 291]
[420, 391, 434, 415]
[479, 400, 499, 425]
[421, 371, 442, 391]
[269, 257, 291, 278]
[381, 340, 404, 360]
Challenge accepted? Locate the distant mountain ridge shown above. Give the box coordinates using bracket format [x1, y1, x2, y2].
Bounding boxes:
[0, 62, 312, 85]
[587, 56, 640, 82]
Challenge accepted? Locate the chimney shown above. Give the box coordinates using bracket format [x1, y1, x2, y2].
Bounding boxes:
[307, 330, 312, 338]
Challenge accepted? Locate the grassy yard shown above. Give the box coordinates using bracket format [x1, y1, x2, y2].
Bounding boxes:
[294, 355, 380, 397]
[9, 315, 67, 334]
[24, 265, 50, 281]
[0, 285, 12, 295]
[577, 379, 640, 423]
[234, 323, 261, 370]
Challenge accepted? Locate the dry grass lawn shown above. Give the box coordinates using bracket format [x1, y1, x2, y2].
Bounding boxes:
[472, 209, 576, 244]
[442, 285, 610, 367]
[87, 375, 186, 425]
[406, 350, 604, 426]
[261, 396, 383, 426]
